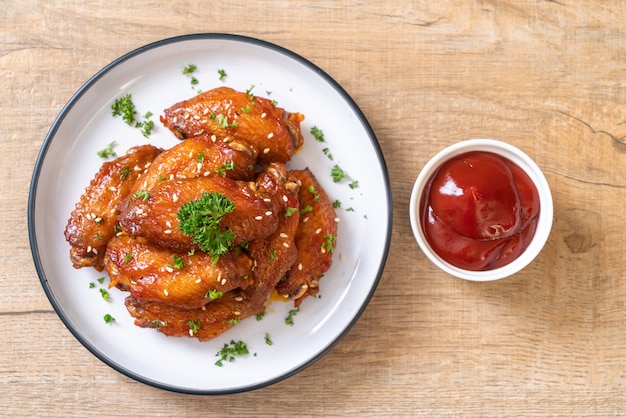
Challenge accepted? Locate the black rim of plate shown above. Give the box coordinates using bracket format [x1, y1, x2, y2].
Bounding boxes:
[27, 33, 393, 395]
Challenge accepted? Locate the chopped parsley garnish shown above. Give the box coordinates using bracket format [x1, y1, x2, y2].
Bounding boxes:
[119, 167, 131, 180]
[215, 161, 235, 177]
[245, 84, 255, 100]
[333, 200, 341, 208]
[349, 181, 359, 189]
[197, 151, 205, 162]
[124, 253, 132, 262]
[215, 340, 249, 367]
[206, 289, 223, 300]
[255, 311, 266, 321]
[187, 320, 201, 335]
[177, 192, 236, 264]
[284, 207, 298, 217]
[133, 190, 149, 201]
[182, 64, 197, 74]
[311, 126, 325, 142]
[300, 205, 313, 215]
[103, 314, 115, 324]
[322, 147, 333, 160]
[139, 119, 154, 138]
[323, 235, 336, 253]
[97, 277, 105, 284]
[215, 114, 238, 128]
[331, 164, 350, 183]
[111, 94, 137, 125]
[97, 141, 117, 158]
[218, 68, 227, 80]
[89, 282, 96, 289]
[285, 308, 299, 326]
[190, 76, 199, 85]
[99, 288, 110, 301]
[268, 248, 277, 261]
[265, 333, 273, 346]
[308, 185, 319, 201]
[227, 318, 241, 324]
[167, 254, 185, 270]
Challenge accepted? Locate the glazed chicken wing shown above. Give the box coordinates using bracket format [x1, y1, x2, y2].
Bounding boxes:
[160, 87, 304, 163]
[117, 176, 281, 253]
[125, 289, 265, 341]
[275, 168, 338, 305]
[123, 163, 301, 341]
[129, 134, 257, 196]
[64, 145, 163, 271]
[104, 234, 253, 309]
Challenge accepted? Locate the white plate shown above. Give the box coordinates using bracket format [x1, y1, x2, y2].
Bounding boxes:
[28, 34, 392, 394]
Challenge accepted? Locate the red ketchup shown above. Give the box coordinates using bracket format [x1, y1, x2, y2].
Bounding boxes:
[420, 151, 540, 271]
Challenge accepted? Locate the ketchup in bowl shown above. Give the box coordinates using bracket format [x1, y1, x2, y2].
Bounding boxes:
[420, 151, 540, 271]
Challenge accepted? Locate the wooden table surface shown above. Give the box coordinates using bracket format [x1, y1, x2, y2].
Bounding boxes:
[3, 1, 626, 416]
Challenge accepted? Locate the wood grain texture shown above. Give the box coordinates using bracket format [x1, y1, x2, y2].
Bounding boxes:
[2, 0, 626, 416]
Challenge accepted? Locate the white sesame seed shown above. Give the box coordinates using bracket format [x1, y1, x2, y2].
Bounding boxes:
[164, 289, 169, 296]
[94, 217, 102, 223]
[91, 213, 97, 219]
[108, 186, 117, 192]
[143, 181, 147, 188]
[189, 329, 193, 336]
[188, 151, 193, 159]
[196, 162, 202, 171]
[235, 297, 243, 302]
[315, 228, 322, 234]
[265, 211, 273, 216]
[263, 148, 270, 154]
[116, 232, 123, 237]
[85, 213, 92, 220]
[201, 305, 206, 311]
[169, 174, 174, 180]
[166, 221, 172, 228]
[282, 195, 288, 202]
[136, 209, 144, 215]
[255, 215, 263, 220]
[303, 217, 310, 223]
[234, 311, 241, 316]
[334, 217, 340, 223]
[193, 115, 200, 120]
[282, 242, 290, 248]
[203, 108, 209, 115]
[261, 112, 267, 118]
[221, 278, 226, 285]
[279, 233, 288, 238]
[211, 135, 217, 142]
[144, 162, 152, 169]
[184, 113, 190, 120]
[165, 267, 173, 273]
[164, 229, 172, 234]
[321, 247, 327, 254]
[267, 132, 274, 139]
[92, 248, 98, 255]
[195, 278, 201, 283]
[298, 263, 303, 271]
[173, 116, 178, 123]
[134, 165, 141, 171]
[172, 194, 179, 202]
[203, 171, 211, 177]
[263, 197, 272, 203]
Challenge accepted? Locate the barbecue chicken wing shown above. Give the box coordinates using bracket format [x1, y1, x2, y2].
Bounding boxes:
[65, 145, 163, 271]
[117, 175, 281, 253]
[104, 234, 253, 309]
[275, 168, 338, 306]
[129, 134, 257, 196]
[160, 87, 304, 163]
[124, 163, 300, 340]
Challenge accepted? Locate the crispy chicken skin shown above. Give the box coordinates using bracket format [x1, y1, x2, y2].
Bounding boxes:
[275, 168, 338, 306]
[64, 145, 163, 271]
[160, 87, 304, 163]
[124, 162, 300, 340]
[104, 234, 253, 309]
[117, 176, 280, 253]
[129, 134, 257, 196]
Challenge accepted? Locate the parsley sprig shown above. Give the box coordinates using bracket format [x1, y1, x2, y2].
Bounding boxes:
[177, 192, 236, 264]
[215, 340, 249, 367]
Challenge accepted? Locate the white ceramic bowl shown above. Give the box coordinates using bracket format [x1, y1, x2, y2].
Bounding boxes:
[409, 139, 553, 281]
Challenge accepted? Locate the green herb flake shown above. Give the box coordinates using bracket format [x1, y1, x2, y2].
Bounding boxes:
[285, 308, 299, 326]
[99, 288, 110, 301]
[182, 64, 197, 74]
[284, 207, 298, 217]
[124, 253, 132, 262]
[300, 205, 313, 215]
[256, 311, 266, 321]
[206, 289, 223, 300]
[331, 164, 350, 183]
[177, 192, 236, 264]
[197, 151, 205, 162]
[103, 314, 115, 324]
[89, 282, 96, 289]
[215, 161, 235, 177]
[214, 340, 249, 367]
[311, 126, 325, 142]
[333, 200, 341, 208]
[323, 234, 336, 253]
[111, 94, 137, 125]
[167, 254, 185, 270]
[133, 190, 150, 201]
[349, 180, 359, 189]
[218, 68, 227, 80]
[120, 167, 131, 180]
[268, 248, 277, 261]
[97, 141, 117, 158]
[187, 320, 201, 335]
[227, 318, 241, 325]
[265, 333, 273, 346]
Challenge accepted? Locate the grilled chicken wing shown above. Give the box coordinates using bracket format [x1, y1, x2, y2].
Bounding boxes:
[275, 168, 337, 305]
[160, 87, 304, 163]
[123, 163, 300, 340]
[125, 289, 265, 341]
[64, 145, 163, 271]
[117, 176, 280, 253]
[129, 134, 257, 196]
[104, 234, 253, 309]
